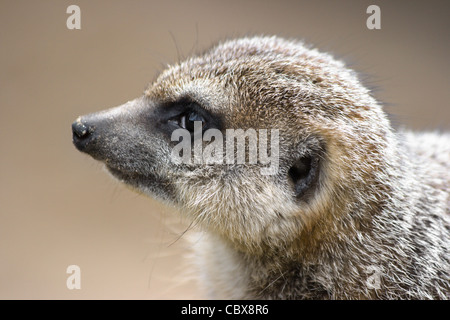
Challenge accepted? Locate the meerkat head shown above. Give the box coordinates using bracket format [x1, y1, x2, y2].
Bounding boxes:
[72, 36, 392, 255]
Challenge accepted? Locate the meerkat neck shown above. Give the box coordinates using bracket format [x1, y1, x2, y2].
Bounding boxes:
[196, 148, 428, 299]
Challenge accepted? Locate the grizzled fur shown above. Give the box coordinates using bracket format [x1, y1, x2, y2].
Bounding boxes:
[73, 36, 449, 299]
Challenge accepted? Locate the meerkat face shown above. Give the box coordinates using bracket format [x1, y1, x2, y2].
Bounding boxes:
[73, 36, 389, 253]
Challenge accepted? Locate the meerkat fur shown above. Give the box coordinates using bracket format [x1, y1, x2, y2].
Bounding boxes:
[72, 36, 450, 299]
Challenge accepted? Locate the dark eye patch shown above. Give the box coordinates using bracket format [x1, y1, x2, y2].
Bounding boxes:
[152, 97, 223, 139]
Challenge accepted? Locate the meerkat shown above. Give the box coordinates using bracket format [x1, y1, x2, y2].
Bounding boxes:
[72, 36, 449, 299]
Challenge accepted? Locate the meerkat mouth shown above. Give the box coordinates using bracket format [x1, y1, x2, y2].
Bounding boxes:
[105, 165, 176, 201]
[106, 165, 140, 182]
[105, 165, 159, 187]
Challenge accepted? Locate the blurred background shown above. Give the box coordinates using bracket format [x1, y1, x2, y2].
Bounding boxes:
[0, 0, 449, 299]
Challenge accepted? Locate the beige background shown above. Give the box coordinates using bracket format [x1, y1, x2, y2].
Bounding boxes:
[0, 0, 449, 299]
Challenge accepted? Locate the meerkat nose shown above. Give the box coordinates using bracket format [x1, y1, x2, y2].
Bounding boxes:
[72, 117, 88, 138]
[72, 117, 92, 151]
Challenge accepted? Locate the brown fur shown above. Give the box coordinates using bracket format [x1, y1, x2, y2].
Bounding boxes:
[73, 36, 449, 299]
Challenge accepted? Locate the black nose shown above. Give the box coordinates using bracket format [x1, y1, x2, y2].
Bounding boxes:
[72, 117, 93, 151]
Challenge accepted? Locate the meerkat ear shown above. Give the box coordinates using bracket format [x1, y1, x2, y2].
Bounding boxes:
[288, 155, 320, 200]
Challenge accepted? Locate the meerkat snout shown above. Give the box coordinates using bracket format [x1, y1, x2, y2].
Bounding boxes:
[72, 36, 449, 299]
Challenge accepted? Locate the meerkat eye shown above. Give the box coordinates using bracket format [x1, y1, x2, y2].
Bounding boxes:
[186, 111, 205, 132]
[172, 111, 205, 133]
[164, 101, 221, 136]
